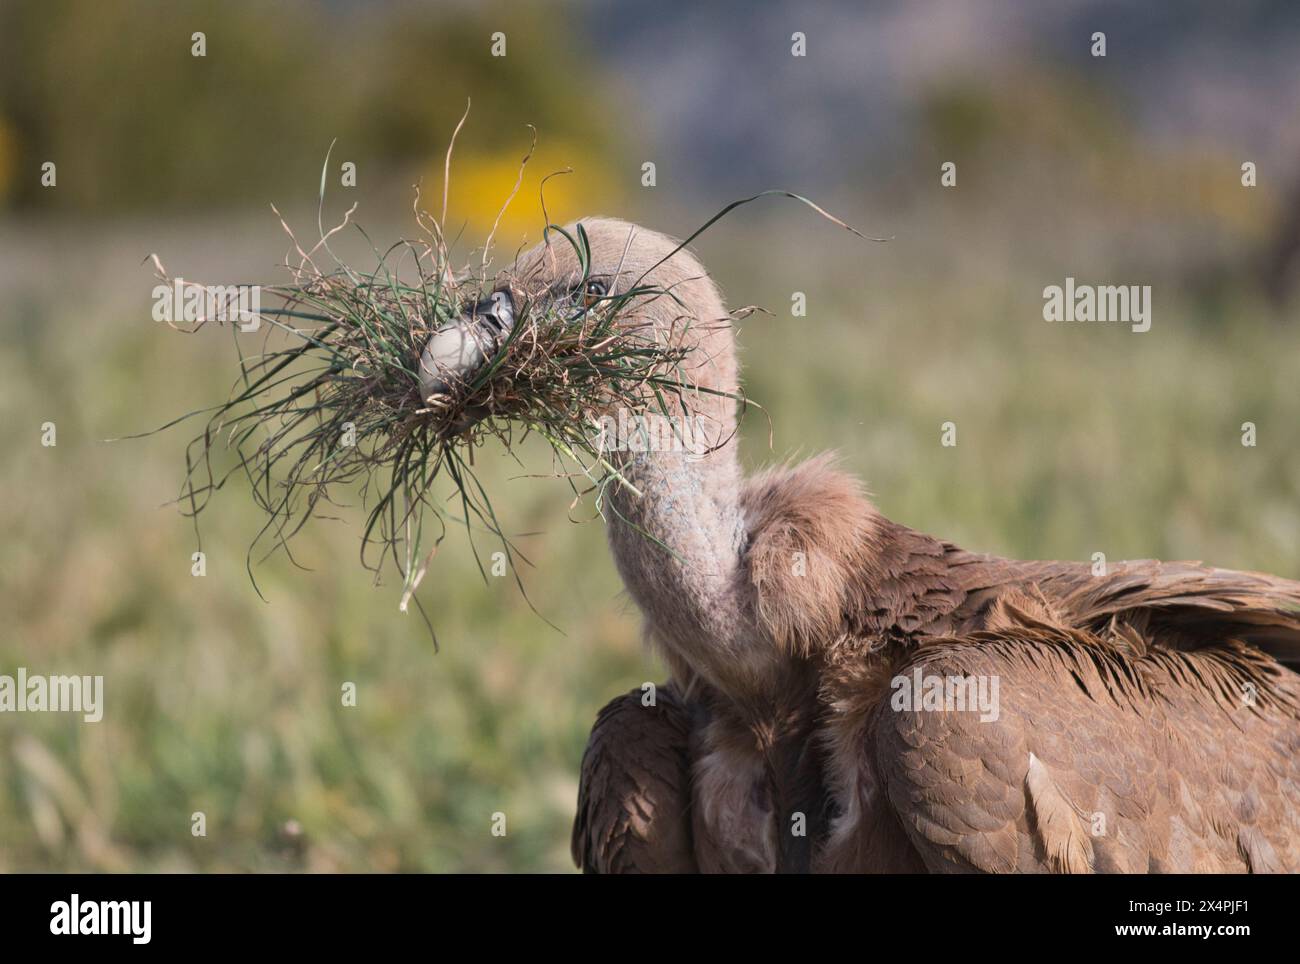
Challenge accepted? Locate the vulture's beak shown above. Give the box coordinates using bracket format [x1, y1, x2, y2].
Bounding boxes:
[418, 289, 516, 402]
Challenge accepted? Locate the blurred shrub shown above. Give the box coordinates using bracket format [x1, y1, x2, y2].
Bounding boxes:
[0, 0, 620, 216]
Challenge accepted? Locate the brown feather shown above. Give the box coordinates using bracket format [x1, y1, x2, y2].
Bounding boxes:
[571, 685, 697, 873]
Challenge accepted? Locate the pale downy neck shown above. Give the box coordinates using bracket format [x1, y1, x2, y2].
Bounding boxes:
[602, 340, 779, 701]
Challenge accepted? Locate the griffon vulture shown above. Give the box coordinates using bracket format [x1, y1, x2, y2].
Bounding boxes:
[421, 218, 1300, 873]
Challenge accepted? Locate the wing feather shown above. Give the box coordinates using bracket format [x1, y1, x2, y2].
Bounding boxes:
[867, 611, 1300, 873]
[571, 685, 697, 873]
[947, 551, 1300, 664]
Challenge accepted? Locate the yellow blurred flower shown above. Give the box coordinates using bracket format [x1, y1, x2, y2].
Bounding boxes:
[428, 140, 620, 254]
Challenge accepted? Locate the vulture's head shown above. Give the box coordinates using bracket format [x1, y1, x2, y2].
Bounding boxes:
[417, 218, 739, 439]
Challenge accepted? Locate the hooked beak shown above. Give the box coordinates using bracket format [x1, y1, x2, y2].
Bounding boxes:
[418, 290, 515, 401]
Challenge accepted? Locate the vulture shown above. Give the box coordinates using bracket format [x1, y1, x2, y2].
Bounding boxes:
[422, 217, 1300, 873]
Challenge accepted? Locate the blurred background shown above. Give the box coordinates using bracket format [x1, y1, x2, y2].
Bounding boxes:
[1, 0, 1299, 871]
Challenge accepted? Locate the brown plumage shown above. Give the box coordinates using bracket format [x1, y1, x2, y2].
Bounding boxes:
[441, 217, 1300, 873]
[571, 684, 698, 873]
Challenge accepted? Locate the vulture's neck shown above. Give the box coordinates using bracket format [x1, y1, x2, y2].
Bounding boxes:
[603, 398, 777, 701]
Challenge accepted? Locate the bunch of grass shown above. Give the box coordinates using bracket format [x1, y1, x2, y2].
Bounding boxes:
[147, 231, 707, 632]
[136, 132, 867, 632]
